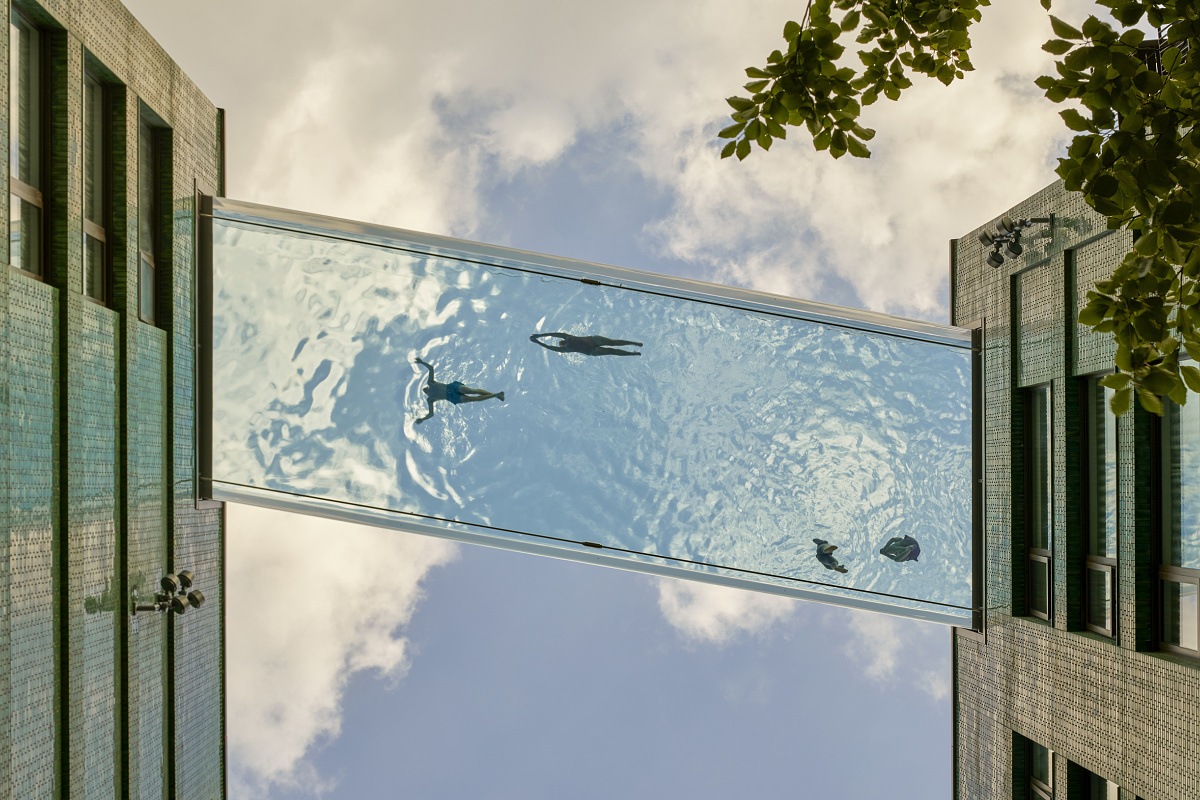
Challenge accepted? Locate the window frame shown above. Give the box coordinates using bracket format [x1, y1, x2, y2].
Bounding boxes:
[1155, 381, 1200, 658]
[137, 113, 158, 325]
[1082, 374, 1118, 637]
[82, 68, 110, 306]
[8, 6, 47, 281]
[1026, 383, 1054, 621]
[1029, 740, 1054, 800]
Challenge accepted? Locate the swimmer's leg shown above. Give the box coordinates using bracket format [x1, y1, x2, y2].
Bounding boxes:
[592, 347, 641, 356]
[592, 337, 642, 347]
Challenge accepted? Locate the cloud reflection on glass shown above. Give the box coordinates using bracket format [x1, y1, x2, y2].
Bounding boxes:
[209, 201, 973, 624]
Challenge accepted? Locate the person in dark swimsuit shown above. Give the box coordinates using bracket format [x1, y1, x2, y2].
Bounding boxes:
[813, 539, 849, 574]
[529, 332, 642, 357]
[879, 535, 921, 563]
[413, 358, 505, 424]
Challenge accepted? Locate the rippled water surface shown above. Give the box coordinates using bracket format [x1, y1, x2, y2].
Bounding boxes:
[211, 210, 973, 622]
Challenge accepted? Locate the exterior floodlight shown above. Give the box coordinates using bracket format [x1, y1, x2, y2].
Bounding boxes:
[134, 571, 206, 615]
[986, 250, 1005, 268]
[1006, 239, 1023, 257]
[998, 216, 1016, 235]
[978, 230, 995, 247]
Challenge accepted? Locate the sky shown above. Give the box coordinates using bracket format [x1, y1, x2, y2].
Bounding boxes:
[121, 0, 1099, 796]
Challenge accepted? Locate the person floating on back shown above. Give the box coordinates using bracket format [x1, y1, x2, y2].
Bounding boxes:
[813, 539, 849, 574]
[529, 332, 642, 357]
[413, 357, 505, 424]
[879, 535, 921, 563]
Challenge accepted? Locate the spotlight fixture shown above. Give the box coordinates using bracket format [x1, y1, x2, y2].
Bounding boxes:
[979, 215, 1052, 269]
[135, 569, 206, 615]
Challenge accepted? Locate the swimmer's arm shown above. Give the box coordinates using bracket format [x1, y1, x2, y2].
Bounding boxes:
[415, 399, 435, 424]
[414, 358, 435, 382]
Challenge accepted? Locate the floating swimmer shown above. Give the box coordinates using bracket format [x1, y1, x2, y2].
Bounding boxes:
[529, 332, 642, 357]
[879, 535, 921, 563]
[413, 358, 505, 424]
[813, 539, 849, 574]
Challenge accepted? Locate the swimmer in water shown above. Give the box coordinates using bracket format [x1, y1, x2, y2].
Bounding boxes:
[813, 539, 849, 574]
[529, 332, 642, 357]
[879, 535, 921, 563]
[413, 358, 505, 424]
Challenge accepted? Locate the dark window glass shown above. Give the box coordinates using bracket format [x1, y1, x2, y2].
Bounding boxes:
[1085, 377, 1118, 635]
[1088, 771, 1119, 800]
[1031, 386, 1052, 550]
[83, 72, 107, 302]
[138, 116, 157, 323]
[1160, 392, 1200, 654]
[1031, 557, 1050, 618]
[9, 9, 42, 277]
[1028, 385, 1052, 619]
[1030, 741, 1053, 799]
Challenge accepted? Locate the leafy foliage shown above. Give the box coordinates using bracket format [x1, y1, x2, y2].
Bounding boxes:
[723, 0, 1200, 415]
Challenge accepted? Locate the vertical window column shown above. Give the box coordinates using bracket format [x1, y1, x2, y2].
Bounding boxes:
[1029, 385, 1053, 620]
[1085, 377, 1118, 636]
[1029, 740, 1053, 799]
[83, 72, 108, 303]
[1160, 391, 1200, 655]
[9, 8, 43, 277]
[137, 115, 157, 324]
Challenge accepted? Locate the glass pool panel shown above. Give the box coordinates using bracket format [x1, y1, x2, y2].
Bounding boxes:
[206, 199, 975, 625]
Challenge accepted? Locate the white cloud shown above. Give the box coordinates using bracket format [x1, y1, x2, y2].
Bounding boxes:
[842, 609, 905, 680]
[127, 0, 1105, 319]
[655, 577, 796, 645]
[838, 608, 951, 700]
[225, 504, 457, 798]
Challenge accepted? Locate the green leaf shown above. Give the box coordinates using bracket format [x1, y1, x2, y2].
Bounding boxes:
[1110, 386, 1133, 415]
[1043, 39, 1074, 56]
[1138, 388, 1164, 415]
[783, 20, 801, 42]
[1099, 372, 1132, 391]
[1041, 0, 1051, 9]
[727, 96, 756, 111]
[1134, 232, 1159, 256]
[745, 67, 771, 79]
[1078, 304, 1107, 326]
[718, 122, 747, 139]
[847, 136, 871, 158]
[1162, 46, 1183, 72]
[1089, 174, 1118, 197]
[736, 138, 751, 160]
[840, 10, 860, 31]
[758, 133, 772, 151]
[1181, 365, 1200, 393]
[1049, 15, 1083, 40]
[1060, 108, 1090, 132]
[744, 79, 770, 93]
[720, 141, 737, 159]
[1186, 341, 1200, 362]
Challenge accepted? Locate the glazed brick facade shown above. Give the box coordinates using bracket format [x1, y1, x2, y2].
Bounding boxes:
[0, 1, 224, 798]
[952, 179, 1200, 800]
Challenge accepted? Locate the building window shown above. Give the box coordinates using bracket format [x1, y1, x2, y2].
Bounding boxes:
[83, 72, 108, 303]
[138, 115, 158, 324]
[1028, 384, 1053, 620]
[1160, 390, 1200, 656]
[1084, 376, 1118, 636]
[1087, 771, 1120, 800]
[1029, 740, 1053, 799]
[9, 8, 43, 278]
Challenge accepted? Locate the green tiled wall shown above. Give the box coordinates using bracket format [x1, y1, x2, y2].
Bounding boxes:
[952, 179, 1200, 800]
[1, 0, 224, 797]
[6, 273, 59, 800]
